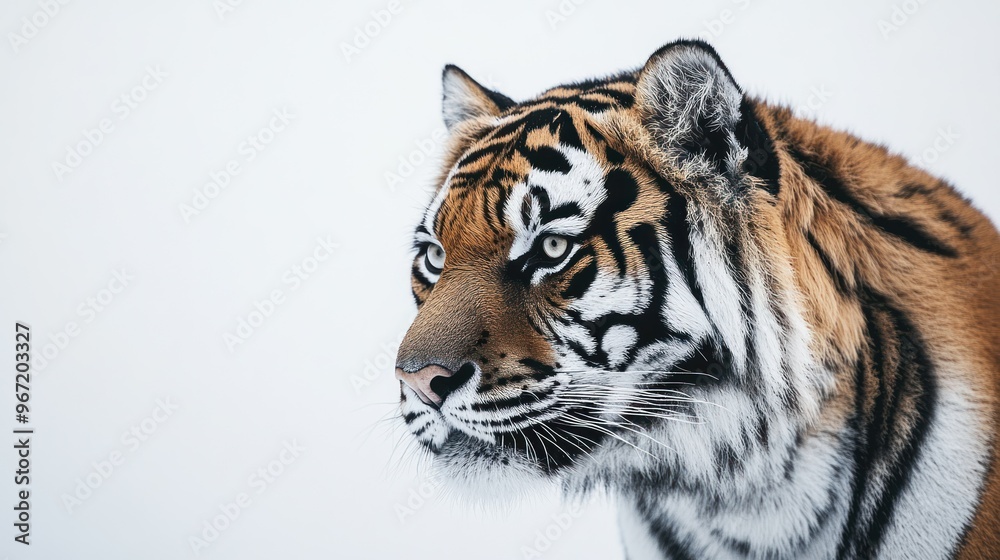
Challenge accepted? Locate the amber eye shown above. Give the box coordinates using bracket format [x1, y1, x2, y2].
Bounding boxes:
[541, 235, 570, 260]
[425, 243, 445, 274]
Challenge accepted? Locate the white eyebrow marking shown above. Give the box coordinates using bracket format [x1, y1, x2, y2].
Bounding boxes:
[505, 144, 607, 262]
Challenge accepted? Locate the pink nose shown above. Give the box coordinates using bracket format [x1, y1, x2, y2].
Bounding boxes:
[395, 365, 455, 406]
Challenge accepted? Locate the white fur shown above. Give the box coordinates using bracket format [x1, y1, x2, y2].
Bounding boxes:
[877, 363, 991, 559]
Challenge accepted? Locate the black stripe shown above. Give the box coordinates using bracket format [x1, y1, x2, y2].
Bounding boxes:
[805, 229, 853, 296]
[518, 358, 557, 380]
[490, 166, 519, 185]
[529, 185, 551, 217]
[588, 87, 635, 108]
[493, 183, 509, 227]
[543, 202, 582, 222]
[516, 94, 617, 114]
[637, 495, 698, 560]
[937, 209, 974, 237]
[553, 111, 584, 150]
[411, 424, 429, 437]
[862, 295, 937, 554]
[448, 167, 490, 186]
[603, 168, 639, 212]
[589, 168, 639, 276]
[789, 148, 957, 258]
[661, 181, 709, 316]
[628, 222, 672, 350]
[724, 227, 760, 390]
[836, 288, 938, 558]
[872, 214, 958, 257]
[837, 303, 888, 560]
[603, 232, 628, 277]
[469, 390, 551, 412]
[584, 122, 608, 144]
[482, 187, 501, 237]
[520, 145, 572, 174]
[520, 196, 532, 228]
[562, 259, 597, 299]
[456, 142, 504, 168]
[735, 98, 780, 195]
[605, 145, 625, 165]
[569, 96, 614, 113]
[411, 263, 433, 289]
[480, 108, 558, 146]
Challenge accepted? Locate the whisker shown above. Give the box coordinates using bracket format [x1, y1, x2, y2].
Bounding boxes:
[554, 402, 705, 425]
[555, 411, 662, 462]
[568, 411, 677, 456]
[537, 421, 591, 460]
[555, 369, 719, 381]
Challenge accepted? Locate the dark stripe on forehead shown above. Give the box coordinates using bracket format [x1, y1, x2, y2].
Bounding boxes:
[520, 196, 533, 228]
[587, 88, 635, 108]
[433, 103, 610, 239]
[449, 142, 518, 187]
[582, 120, 625, 165]
[447, 106, 582, 198]
[456, 142, 506, 169]
[542, 202, 583, 223]
[481, 105, 591, 156]
[553, 111, 585, 150]
[528, 185, 551, 213]
[519, 89, 632, 114]
[484, 107, 565, 143]
[584, 121, 607, 144]
[519, 145, 571, 174]
[517, 185, 553, 229]
[571, 97, 616, 113]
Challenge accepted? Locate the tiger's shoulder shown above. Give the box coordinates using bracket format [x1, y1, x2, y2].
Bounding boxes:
[755, 102, 1000, 557]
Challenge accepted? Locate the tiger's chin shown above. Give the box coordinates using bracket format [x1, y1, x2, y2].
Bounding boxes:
[424, 431, 571, 506]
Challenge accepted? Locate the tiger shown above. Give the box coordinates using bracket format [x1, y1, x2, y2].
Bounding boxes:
[392, 39, 1000, 559]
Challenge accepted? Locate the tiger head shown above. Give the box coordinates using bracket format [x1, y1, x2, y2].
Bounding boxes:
[395, 40, 824, 496]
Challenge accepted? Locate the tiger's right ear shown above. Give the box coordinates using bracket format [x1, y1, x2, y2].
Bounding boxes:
[441, 65, 515, 131]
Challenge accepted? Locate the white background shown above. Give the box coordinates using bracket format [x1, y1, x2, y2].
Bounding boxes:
[1, 0, 997, 558]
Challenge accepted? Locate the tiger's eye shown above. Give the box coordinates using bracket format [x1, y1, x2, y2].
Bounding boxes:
[541, 235, 569, 259]
[425, 243, 445, 273]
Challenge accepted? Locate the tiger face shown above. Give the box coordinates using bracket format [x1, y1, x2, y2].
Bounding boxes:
[395, 41, 819, 494]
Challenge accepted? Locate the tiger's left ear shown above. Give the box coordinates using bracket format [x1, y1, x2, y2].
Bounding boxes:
[636, 40, 779, 194]
[441, 65, 515, 132]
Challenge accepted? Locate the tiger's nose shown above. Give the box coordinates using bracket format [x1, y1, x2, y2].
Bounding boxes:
[394, 363, 476, 407]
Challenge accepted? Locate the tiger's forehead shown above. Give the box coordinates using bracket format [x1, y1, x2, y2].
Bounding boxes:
[422, 94, 635, 257]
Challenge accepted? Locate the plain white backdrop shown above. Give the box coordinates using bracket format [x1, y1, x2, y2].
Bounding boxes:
[1, 0, 997, 558]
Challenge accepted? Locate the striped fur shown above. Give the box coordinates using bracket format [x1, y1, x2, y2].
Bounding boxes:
[394, 41, 1000, 558]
